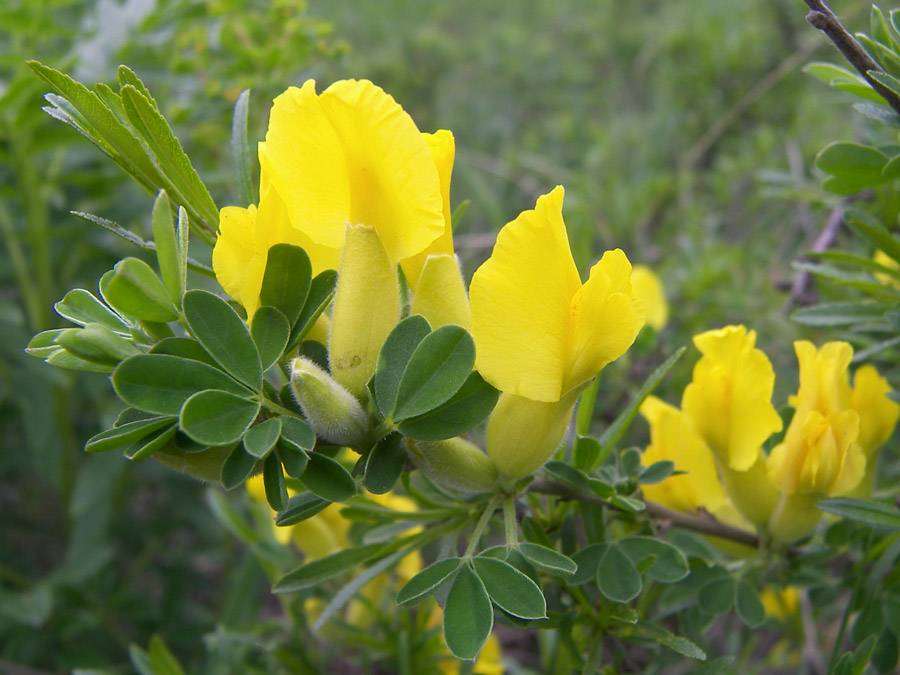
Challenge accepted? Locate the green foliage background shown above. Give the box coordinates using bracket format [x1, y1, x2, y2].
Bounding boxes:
[1, 0, 887, 672]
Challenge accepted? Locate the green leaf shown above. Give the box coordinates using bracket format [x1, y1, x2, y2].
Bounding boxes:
[620, 447, 642, 476]
[698, 576, 736, 615]
[24, 330, 67, 359]
[443, 564, 494, 661]
[147, 634, 186, 675]
[263, 451, 287, 511]
[278, 446, 309, 479]
[54, 288, 128, 332]
[573, 436, 602, 472]
[855, 102, 900, 129]
[123, 424, 177, 461]
[46, 349, 114, 373]
[397, 371, 498, 441]
[570, 544, 607, 585]
[274, 543, 388, 593]
[396, 558, 462, 607]
[544, 461, 593, 495]
[119, 84, 218, 228]
[179, 390, 259, 446]
[299, 452, 357, 502]
[793, 301, 887, 327]
[818, 497, 900, 531]
[113, 354, 250, 415]
[639, 460, 675, 485]
[28, 61, 163, 193]
[845, 209, 900, 264]
[231, 89, 255, 206]
[471, 557, 546, 620]
[517, 543, 577, 577]
[816, 142, 889, 193]
[873, 630, 899, 674]
[597, 545, 642, 603]
[220, 445, 259, 490]
[735, 581, 765, 628]
[149, 337, 217, 367]
[250, 306, 291, 372]
[364, 433, 407, 495]
[279, 416, 315, 452]
[373, 315, 432, 417]
[85, 417, 174, 453]
[182, 289, 262, 391]
[597, 347, 685, 463]
[103, 257, 179, 322]
[289, 269, 337, 349]
[275, 492, 330, 527]
[619, 536, 689, 583]
[242, 418, 281, 459]
[392, 325, 474, 420]
[151, 190, 183, 308]
[259, 244, 311, 329]
[635, 621, 706, 660]
[55, 324, 139, 365]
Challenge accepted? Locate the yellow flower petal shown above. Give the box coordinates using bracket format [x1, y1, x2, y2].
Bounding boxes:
[401, 129, 456, 289]
[565, 249, 644, 394]
[213, 205, 262, 314]
[682, 326, 782, 471]
[851, 364, 899, 457]
[630, 264, 668, 331]
[640, 396, 725, 513]
[265, 80, 445, 263]
[470, 186, 581, 402]
[409, 253, 471, 330]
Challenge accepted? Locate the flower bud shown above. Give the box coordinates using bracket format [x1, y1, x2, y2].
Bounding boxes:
[486, 388, 582, 479]
[409, 253, 471, 330]
[717, 456, 780, 526]
[407, 437, 498, 493]
[289, 356, 369, 447]
[328, 223, 401, 399]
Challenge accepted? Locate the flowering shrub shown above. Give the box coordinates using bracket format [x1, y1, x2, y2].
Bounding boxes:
[20, 6, 900, 669]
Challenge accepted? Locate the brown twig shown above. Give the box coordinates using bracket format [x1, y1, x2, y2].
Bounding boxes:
[528, 478, 762, 548]
[803, 0, 900, 116]
[784, 205, 845, 311]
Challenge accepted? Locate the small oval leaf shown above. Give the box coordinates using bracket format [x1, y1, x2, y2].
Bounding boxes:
[113, 354, 250, 416]
[299, 452, 357, 502]
[221, 444, 259, 490]
[54, 288, 128, 332]
[392, 325, 474, 420]
[518, 543, 577, 577]
[263, 451, 287, 511]
[397, 371, 499, 441]
[275, 492, 330, 527]
[242, 418, 282, 459]
[472, 556, 546, 620]
[364, 433, 407, 495]
[259, 244, 311, 328]
[443, 564, 493, 661]
[104, 257, 179, 322]
[597, 545, 642, 603]
[179, 390, 259, 446]
[250, 306, 291, 372]
[619, 536, 689, 583]
[182, 289, 262, 391]
[397, 558, 462, 607]
[373, 315, 432, 417]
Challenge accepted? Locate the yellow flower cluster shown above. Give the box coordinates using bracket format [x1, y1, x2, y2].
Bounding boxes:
[212, 78, 651, 483]
[641, 326, 899, 543]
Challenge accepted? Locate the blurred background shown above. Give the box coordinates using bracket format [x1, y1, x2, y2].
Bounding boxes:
[0, 0, 870, 671]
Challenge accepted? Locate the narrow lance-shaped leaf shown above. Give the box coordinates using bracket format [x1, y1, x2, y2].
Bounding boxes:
[151, 190, 184, 308]
[231, 89, 255, 206]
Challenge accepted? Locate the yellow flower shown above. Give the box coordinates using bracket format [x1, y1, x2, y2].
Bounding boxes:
[848, 364, 900, 497]
[767, 341, 868, 542]
[630, 265, 668, 331]
[760, 587, 800, 621]
[768, 342, 865, 498]
[639, 396, 726, 513]
[212, 159, 340, 319]
[470, 187, 644, 479]
[263, 79, 445, 265]
[681, 326, 782, 472]
[471, 186, 644, 404]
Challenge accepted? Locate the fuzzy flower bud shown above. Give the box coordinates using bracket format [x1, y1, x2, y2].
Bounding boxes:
[406, 437, 499, 493]
[289, 356, 369, 447]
